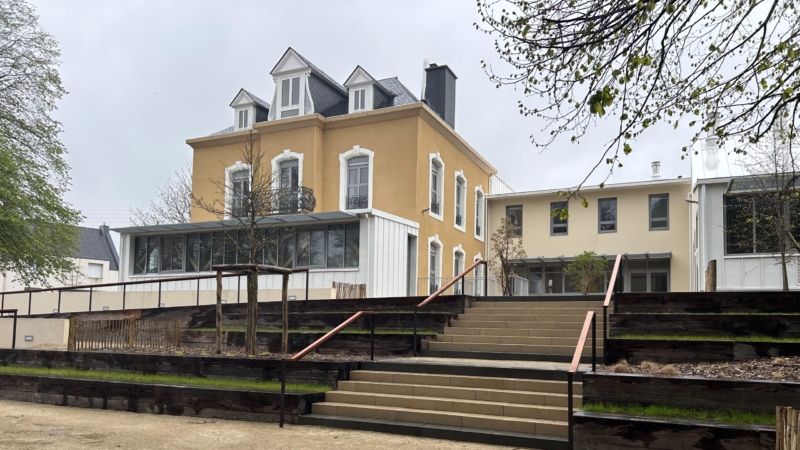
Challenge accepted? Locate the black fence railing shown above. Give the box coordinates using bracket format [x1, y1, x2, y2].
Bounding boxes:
[346, 195, 369, 210]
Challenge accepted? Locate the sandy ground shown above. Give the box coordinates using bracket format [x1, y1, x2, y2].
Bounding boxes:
[0, 400, 510, 450]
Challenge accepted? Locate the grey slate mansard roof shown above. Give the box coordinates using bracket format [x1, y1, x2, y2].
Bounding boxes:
[241, 89, 271, 110]
[75, 225, 120, 271]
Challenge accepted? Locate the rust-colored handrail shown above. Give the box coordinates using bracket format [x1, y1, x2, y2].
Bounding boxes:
[568, 311, 596, 375]
[566, 310, 597, 450]
[417, 259, 487, 308]
[604, 254, 622, 308]
[279, 309, 377, 427]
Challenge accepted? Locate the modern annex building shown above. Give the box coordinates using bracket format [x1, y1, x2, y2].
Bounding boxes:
[486, 164, 693, 294]
[113, 48, 511, 299]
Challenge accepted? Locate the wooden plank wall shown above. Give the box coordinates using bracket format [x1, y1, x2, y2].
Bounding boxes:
[607, 339, 800, 364]
[776, 406, 799, 450]
[582, 373, 800, 415]
[615, 292, 800, 314]
[70, 319, 182, 351]
[608, 314, 800, 338]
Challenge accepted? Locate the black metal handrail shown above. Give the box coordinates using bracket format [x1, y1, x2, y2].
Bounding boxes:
[0, 309, 18, 349]
[0, 268, 311, 316]
[413, 259, 488, 357]
[279, 310, 376, 427]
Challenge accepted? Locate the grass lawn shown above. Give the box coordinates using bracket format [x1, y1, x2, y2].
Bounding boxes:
[0, 366, 331, 393]
[583, 402, 775, 426]
[189, 327, 438, 335]
[615, 334, 800, 344]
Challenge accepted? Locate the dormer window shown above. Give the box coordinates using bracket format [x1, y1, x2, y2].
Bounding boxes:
[238, 109, 249, 129]
[229, 89, 268, 132]
[353, 88, 366, 111]
[280, 76, 301, 118]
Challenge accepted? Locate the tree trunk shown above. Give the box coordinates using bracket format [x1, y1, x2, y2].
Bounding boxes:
[281, 273, 289, 354]
[705, 260, 717, 292]
[216, 270, 223, 354]
[781, 249, 790, 291]
[245, 269, 258, 355]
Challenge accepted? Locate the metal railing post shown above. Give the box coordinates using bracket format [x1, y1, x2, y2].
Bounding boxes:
[197, 278, 200, 306]
[1, 293, 4, 310]
[592, 313, 597, 372]
[603, 305, 608, 365]
[413, 309, 418, 357]
[279, 360, 286, 428]
[158, 281, 162, 308]
[88, 287, 92, 312]
[483, 262, 488, 297]
[370, 314, 375, 361]
[237, 275, 241, 303]
[568, 372, 574, 450]
[28, 291, 32, 315]
[305, 270, 309, 301]
[57, 290, 62, 314]
[461, 275, 465, 297]
[12, 311, 17, 349]
[122, 285, 126, 310]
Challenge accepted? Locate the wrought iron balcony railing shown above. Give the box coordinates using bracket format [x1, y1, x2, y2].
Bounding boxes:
[430, 199, 440, 215]
[346, 195, 369, 210]
[455, 213, 463, 226]
[273, 186, 316, 214]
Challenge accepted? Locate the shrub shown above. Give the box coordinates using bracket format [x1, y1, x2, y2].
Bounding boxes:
[564, 251, 608, 295]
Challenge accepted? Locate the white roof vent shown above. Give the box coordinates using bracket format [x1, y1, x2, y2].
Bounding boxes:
[651, 161, 661, 179]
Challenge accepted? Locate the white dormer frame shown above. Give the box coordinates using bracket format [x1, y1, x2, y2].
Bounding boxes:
[453, 170, 467, 233]
[230, 90, 257, 131]
[270, 48, 312, 120]
[474, 185, 485, 242]
[344, 66, 376, 114]
[224, 161, 251, 219]
[429, 153, 445, 222]
[339, 145, 374, 212]
[271, 149, 304, 189]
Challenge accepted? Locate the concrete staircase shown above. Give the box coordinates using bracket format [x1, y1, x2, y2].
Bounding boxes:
[301, 362, 578, 449]
[424, 299, 604, 362]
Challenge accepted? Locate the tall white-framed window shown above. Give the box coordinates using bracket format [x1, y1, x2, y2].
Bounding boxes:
[339, 146, 374, 211]
[453, 245, 465, 294]
[353, 88, 366, 111]
[454, 171, 467, 232]
[427, 235, 442, 295]
[475, 186, 485, 241]
[237, 109, 249, 129]
[224, 161, 251, 219]
[271, 150, 304, 190]
[429, 153, 444, 222]
[280, 76, 302, 118]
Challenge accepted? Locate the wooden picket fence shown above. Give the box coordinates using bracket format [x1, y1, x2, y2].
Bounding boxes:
[68, 318, 181, 351]
[777, 406, 799, 450]
[333, 281, 366, 299]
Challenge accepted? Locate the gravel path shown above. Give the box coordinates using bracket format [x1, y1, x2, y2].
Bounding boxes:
[0, 400, 510, 450]
[601, 356, 800, 382]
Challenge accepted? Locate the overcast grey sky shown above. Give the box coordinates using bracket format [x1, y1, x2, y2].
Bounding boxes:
[32, 0, 691, 234]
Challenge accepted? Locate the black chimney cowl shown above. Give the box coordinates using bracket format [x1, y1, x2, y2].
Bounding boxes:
[424, 64, 457, 130]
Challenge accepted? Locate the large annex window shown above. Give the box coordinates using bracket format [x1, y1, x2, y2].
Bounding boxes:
[280, 76, 301, 118]
[454, 171, 467, 231]
[550, 202, 567, 236]
[724, 194, 790, 255]
[429, 153, 444, 221]
[133, 224, 360, 275]
[598, 198, 617, 233]
[507, 205, 523, 237]
[649, 194, 669, 230]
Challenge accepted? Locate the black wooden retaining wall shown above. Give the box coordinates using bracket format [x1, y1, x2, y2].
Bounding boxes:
[188, 312, 450, 331]
[609, 313, 800, 338]
[0, 349, 356, 388]
[615, 292, 800, 314]
[583, 373, 800, 415]
[574, 411, 775, 450]
[181, 330, 420, 356]
[0, 373, 323, 423]
[607, 338, 800, 364]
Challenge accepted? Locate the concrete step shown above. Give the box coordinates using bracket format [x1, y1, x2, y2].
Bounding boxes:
[324, 391, 567, 422]
[349, 371, 575, 394]
[470, 301, 604, 309]
[463, 308, 603, 317]
[311, 402, 568, 437]
[458, 313, 591, 322]
[443, 327, 584, 338]
[427, 341, 579, 355]
[298, 414, 569, 449]
[450, 320, 585, 330]
[436, 334, 602, 348]
[338, 380, 581, 406]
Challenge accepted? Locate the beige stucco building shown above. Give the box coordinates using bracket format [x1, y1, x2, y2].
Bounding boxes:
[487, 172, 692, 293]
[112, 48, 508, 299]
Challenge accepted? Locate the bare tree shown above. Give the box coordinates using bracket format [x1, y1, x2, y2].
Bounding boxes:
[193, 131, 309, 355]
[489, 217, 527, 296]
[130, 160, 192, 226]
[728, 128, 800, 290]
